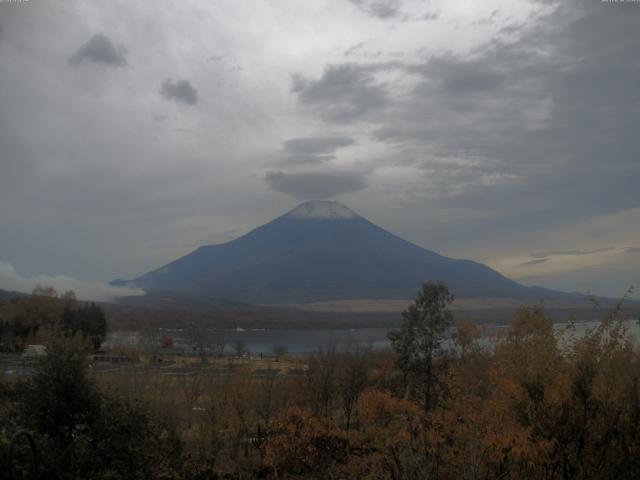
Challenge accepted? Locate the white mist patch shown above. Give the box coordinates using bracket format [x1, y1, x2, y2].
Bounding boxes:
[287, 200, 360, 220]
[0, 261, 145, 302]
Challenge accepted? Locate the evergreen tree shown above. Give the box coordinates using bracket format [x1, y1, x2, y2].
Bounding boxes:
[388, 281, 454, 411]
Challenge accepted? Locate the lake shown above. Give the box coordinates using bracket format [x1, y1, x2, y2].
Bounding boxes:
[106, 318, 640, 356]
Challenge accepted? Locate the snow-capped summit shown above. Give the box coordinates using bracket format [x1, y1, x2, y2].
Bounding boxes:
[286, 200, 360, 221]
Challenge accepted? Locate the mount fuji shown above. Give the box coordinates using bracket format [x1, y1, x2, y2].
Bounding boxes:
[113, 201, 561, 304]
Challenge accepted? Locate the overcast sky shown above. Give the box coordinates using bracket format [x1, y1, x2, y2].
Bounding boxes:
[1, 0, 639, 300]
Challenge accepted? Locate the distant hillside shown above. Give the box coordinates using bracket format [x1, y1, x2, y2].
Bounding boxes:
[0, 289, 28, 301]
[106, 290, 632, 331]
[114, 200, 579, 304]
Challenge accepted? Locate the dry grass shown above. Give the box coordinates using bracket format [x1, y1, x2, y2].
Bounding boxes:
[271, 297, 593, 313]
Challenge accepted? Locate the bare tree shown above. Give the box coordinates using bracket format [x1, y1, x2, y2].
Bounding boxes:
[210, 329, 226, 358]
[233, 340, 247, 358]
[339, 341, 370, 432]
[306, 343, 338, 419]
[140, 321, 161, 360]
[273, 345, 287, 361]
[180, 372, 204, 429]
[193, 325, 211, 363]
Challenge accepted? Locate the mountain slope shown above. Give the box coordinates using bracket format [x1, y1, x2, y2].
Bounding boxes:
[116, 201, 554, 303]
[0, 289, 28, 301]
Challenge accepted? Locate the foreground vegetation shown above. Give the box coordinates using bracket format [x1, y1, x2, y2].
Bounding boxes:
[1, 283, 640, 479]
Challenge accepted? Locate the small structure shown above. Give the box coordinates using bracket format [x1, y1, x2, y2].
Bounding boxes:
[22, 345, 47, 358]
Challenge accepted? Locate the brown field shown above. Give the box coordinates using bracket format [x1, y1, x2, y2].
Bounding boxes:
[271, 296, 600, 314]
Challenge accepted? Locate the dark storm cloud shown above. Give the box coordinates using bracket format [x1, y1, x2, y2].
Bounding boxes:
[160, 79, 198, 105]
[69, 34, 127, 67]
[349, 0, 401, 19]
[291, 64, 389, 122]
[265, 170, 368, 199]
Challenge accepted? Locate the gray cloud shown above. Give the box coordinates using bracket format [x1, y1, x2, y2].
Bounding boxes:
[520, 258, 549, 266]
[411, 55, 506, 95]
[0, 261, 143, 302]
[284, 136, 355, 155]
[69, 33, 126, 67]
[277, 136, 356, 166]
[292, 64, 389, 122]
[349, 0, 401, 19]
[625, 247, 640, 254]
[532, 247, 615, 259]
[293, 1, 640, 229]
[160, 78, 198, 105]
[344, 42, 365, 57]
[277, 154, 336, 166]
[265, 170, 368, 199]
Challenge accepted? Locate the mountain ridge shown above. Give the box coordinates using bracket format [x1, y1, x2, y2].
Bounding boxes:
[114, 200, 577, 303]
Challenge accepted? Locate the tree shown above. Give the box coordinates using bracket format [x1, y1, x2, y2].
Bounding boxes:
[79, 303, 107, 351]
[192, 324, 213, 362]
[60, 302, 107, 351]
[264, 407, 347, 477]
[233, 340, 247, 358]
[388, 281, 454, 411]
[452, 319, 482, 359]
[32, 284, 58, 298]
[210, 329, 226, 358]
[60, 290, 77, 302]
[161, 335, 174, 349]
[181, 372, 204, 429]
[16, 332, 100, 474]
[338, 342, 370, 432]
[273, 345, 287, 360]
[305, 345, 339, 420]
[15, 329, 183, 479]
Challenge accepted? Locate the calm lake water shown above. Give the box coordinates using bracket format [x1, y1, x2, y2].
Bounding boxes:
[106, 318, 640, 356]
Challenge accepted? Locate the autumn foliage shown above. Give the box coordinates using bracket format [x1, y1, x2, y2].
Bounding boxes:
[1, 288, 640, 479]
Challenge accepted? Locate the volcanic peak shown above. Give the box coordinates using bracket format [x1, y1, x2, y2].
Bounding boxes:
[286, 200, 360, 221]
